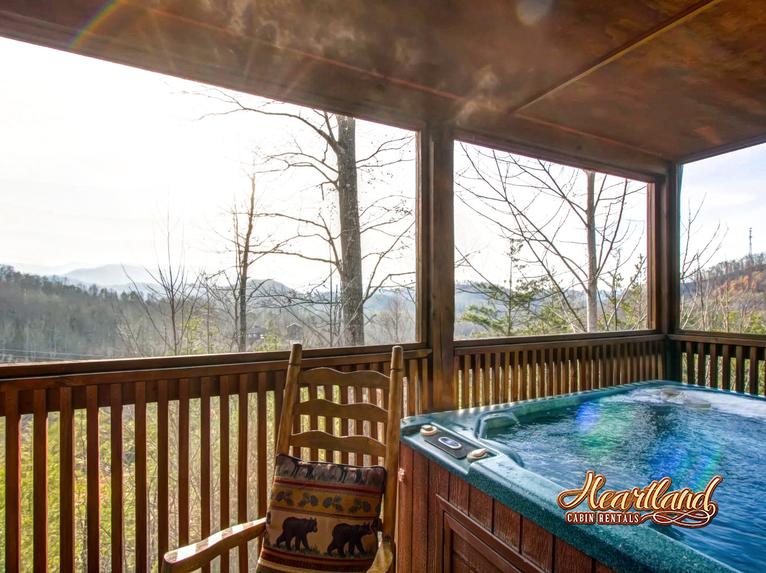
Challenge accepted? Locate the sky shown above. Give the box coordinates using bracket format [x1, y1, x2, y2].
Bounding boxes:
[681, 143, 766, 264]
[0, 37, 416, 289]
[453, 144, 649, 286]
[1, 36, 764, 289]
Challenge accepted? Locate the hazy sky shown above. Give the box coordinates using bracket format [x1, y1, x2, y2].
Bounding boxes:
[1, 36, 763, 288]
[0, 37, 416, 288]
[681, 143, 766, 263]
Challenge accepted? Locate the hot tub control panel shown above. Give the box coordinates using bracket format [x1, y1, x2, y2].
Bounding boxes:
[418, 424, 490, 461]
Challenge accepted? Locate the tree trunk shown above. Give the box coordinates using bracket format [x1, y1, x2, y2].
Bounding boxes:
[336, 115, 365, 346]
[238, 266, 247, 351]
[237, 176, 257, 352]
[585, 170, 598, 332]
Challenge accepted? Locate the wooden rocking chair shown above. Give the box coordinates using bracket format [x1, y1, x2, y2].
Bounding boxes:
[162, 343, 404, 572]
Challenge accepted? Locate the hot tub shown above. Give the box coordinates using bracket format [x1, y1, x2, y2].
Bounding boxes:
[399, 381, 765, 573]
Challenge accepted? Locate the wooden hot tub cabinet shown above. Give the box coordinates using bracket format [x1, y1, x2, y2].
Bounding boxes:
[397, 445, 614, 573]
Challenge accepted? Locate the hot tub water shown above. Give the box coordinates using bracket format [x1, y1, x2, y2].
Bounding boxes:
[481, 387, 766, 572]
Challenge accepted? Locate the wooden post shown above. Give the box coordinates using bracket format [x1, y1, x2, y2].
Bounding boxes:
[424, 125, 456, 411]
[383, 346, 404, 542]
[654, 163, 682, 380]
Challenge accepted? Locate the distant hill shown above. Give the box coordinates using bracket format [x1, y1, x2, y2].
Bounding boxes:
[9, 262, 155, 292]
[64, 264, 154, 288]
[683, 252, 766, 296]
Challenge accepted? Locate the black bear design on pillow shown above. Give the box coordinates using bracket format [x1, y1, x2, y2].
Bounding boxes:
[326, 519, 380, 557]
[275, 517, 318, 551]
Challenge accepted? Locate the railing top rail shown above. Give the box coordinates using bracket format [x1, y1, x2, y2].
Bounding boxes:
[0, 346, 431, 385]
[670, 331, 766, 348]
[454, 332, 664, 355]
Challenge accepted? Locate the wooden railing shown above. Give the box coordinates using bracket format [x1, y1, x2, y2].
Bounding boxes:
[453, 333, 666, 408]
[0, 347, 430, 573]
[671, 332, 766, 396]
[5, 331, 721, 571]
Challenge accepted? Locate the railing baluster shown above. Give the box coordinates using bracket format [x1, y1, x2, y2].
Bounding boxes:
[274, 371, 284, 450]
[452, 356, 461, 408]
[504, 351, 509, 404]
[621, 343, 630, 386]
[748, 347, 758, 395]
[537, 348, 546, 396]
[60, 386, 75, 573]
[697, 342, 705, 386]
[562, 346, 571, 392]
[86, 385, 100, 573]
[178, 379, 190, 547]
[573, 346, 581, 392]
[466, 354, 475, 406]
[110, 384, 123, 573]
[404, 360, 413, 415]
[5, 389, 21, 573]
[762, 349, 766, 396]
[520, 350, 529, 400]
[500, 352, 509, 402]
[460, 356, 474, 408]
[709, 344, 719, 389]
[482, 352, 492, 405]
[200, 377, 211, 573]
[157, 380, 169, 569]
[237, 374, 250, 570]
[472, 354, 488, 406]
[598, 345, 605, 388]
[722, 345, 731, 391]
[135, 382, 147, 573]
[220, 376, 230, 572]
[549, 347, 558, 395]
[417, 358, 427, 414]
[735, 346, 745, 393]
[255, 372, 268, 517]
[33, 389, 48, 573]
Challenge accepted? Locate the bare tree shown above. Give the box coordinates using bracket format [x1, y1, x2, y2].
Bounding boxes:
[371, 291, 415, 343]
[456, 144, 646, 333]
[679, 196, 725, 330]
[209, 169, 289, 351]
[123, 223, 203, 355]
[194, 89, 415, 346]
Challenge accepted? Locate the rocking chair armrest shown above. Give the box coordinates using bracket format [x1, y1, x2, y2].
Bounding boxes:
[162, 517, 267, 573]
[367, 537, 396, 573]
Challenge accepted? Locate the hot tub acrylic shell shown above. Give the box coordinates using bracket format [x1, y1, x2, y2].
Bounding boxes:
[400, 381, 743, 573]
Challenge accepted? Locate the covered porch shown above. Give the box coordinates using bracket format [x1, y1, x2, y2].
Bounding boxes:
[1, 1, 765, 571]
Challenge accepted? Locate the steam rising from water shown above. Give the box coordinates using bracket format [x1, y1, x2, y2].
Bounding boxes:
[516, 0, 555, 27]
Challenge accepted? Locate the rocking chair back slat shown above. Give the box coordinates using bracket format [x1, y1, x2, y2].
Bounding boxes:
[295, 398, 389, 424]
[289, 430, 387, 458]
[300, 367, 391, 388]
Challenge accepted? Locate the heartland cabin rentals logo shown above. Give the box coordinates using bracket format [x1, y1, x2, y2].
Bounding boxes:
[557, 471, 723, 528]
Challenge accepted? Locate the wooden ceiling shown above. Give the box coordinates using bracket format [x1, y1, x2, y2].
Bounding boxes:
[1, 0, 764, 177]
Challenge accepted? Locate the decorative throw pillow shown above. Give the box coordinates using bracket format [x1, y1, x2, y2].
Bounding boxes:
[256, 454, 386, 573]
